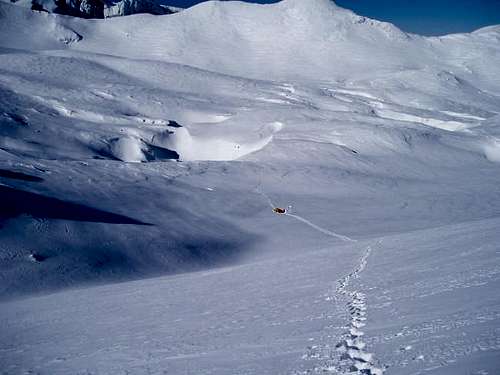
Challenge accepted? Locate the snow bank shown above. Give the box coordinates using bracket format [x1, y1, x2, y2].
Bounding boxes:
[483, 138, 500, 162]
[151, 122, 282, 161]
[108, 136, 145, 163]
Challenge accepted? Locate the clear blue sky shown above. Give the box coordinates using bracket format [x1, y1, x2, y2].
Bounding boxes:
[165, 0, 500, 36]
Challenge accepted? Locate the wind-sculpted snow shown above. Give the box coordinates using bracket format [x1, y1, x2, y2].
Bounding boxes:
[0, 1, 500, 374]
[150, 121, 282, 161]
[2, 0, 499, 83]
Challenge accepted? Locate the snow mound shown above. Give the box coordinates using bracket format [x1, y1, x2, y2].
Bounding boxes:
[483, 138, 500, 162]
[108, 136, 146, 163]
[151, 122, 282, 161]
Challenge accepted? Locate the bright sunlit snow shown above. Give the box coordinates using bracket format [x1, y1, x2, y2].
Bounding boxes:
[1, 0, 499, 374]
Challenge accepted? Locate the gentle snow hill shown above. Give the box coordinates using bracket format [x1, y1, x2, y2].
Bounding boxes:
[0, 1, 500, 373]
[2, 0, 500, 90]
[54, 0, 500, 87]
[49, 0, 455, 80]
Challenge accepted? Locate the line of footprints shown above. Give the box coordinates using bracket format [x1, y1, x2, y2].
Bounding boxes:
[298, 246, 385, 374]
[334, 245, 385, 374]
[336, 291, 383, 375]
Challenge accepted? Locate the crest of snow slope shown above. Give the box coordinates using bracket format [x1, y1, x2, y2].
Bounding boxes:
[43, 0, 492, 90]
[4, 0, 499, 104]
[2, 0, 500, 89]
[66, 0, 426, 81]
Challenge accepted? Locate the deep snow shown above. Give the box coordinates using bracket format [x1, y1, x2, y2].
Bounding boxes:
[1, 0, 500, 373]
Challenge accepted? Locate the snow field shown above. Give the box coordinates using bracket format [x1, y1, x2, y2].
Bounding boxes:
[1, 0, 500, 373]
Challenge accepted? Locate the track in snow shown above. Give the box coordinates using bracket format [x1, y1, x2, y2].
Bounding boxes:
[284, 213, 356, 242]
[257, 187, 356, 243]
[333, 245, 384, 375]
[259, 183, 382, 374]
[297, 245, 384, 375]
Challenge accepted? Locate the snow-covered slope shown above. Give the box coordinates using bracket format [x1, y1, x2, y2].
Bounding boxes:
[1, 219, 499, 374]
[61, 0, 497, 86]
[55, 0, 433, 80]
[1, 0, 500, 374]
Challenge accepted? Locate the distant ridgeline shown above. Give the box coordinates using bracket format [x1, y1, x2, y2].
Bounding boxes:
[25, 0, 182, 18]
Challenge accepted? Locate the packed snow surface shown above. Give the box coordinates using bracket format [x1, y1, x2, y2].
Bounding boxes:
[0, 0, 500, 374]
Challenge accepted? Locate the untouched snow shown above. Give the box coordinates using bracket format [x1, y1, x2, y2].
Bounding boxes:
[0, 0, 500, 374]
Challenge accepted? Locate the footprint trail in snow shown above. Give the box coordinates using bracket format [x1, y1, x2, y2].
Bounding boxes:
[257, 189, 383, 373]
[333, 245, 384, 375]
[299, 246, 384, 374]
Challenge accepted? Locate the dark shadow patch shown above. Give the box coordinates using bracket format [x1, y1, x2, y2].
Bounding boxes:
[28, 253, 47, 262]
[122, 112, 140, 117]
[4, 113, 29, 126]
[87, 145, 121, 161]
[31, 2, 48, 12]
[168, 120, 182, 128]
[84, 249, 130, 270]
[0, 169, 44, 182]
[178, 238, 242, 267]
[0, 185, 152, 225]
[144, 143, 179, 161]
